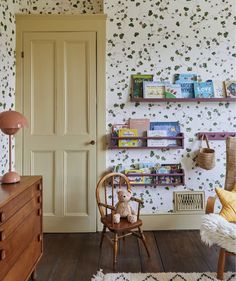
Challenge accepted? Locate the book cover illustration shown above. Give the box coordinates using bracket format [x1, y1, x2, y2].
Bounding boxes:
[224, 80, 236, 97]
[124, 169, 144, 184]
[175, 81, 195, 98]
[174, 73, 198, 83]
[149, 122, 180, 146]
[111, 124, 129, 146]
[194, 80, 214, 98]
[129, 118, 150, 146]
[129, 118, 150, 136]
[213, 80, 226, 98]
[118, 128, 139, 147]
[164, 84, 182, 98]
[143, 81, 170, 98]
[131, 74, 153, 98]
[147, 130, 168, 147]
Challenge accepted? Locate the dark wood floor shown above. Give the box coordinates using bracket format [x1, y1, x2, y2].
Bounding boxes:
[35, 231, 236, 281]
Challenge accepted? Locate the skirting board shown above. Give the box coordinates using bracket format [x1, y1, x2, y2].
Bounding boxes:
[97, 213, 203, 232]
[140, 213, 203, 230]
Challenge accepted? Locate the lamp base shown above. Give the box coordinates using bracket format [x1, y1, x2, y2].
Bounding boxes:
[2, 171, 20, 184]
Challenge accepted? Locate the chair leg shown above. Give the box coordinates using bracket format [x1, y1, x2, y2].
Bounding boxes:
[113, 233, 118, 271]
[217, 248, 226, 280]
[100, 225, 106, 248]
[138, 227, 150, 257]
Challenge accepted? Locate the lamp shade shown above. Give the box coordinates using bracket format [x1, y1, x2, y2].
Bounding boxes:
[0, 110, 28, 135]
[0, 110, 28, 184]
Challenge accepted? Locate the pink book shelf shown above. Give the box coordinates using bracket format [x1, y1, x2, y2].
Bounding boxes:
[110, 133, 184, 150]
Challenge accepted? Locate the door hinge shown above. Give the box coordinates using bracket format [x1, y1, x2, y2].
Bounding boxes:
[21, 51, 24, 58]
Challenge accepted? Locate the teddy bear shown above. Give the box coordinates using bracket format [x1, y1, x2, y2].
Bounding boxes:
[113, 189, 137, 224]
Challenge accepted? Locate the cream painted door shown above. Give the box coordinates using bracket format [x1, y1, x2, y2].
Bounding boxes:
[22, 32, 97, 232]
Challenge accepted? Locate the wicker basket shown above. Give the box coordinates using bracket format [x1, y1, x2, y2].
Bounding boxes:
[197, 134, 215, 170]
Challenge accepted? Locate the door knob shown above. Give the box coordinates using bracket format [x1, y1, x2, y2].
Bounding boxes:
[90, 140, 96, 145]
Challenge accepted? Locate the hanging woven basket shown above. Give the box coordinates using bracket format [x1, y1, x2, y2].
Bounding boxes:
[197, 134, 215, 170]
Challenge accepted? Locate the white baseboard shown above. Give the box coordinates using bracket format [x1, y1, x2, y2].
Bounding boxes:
[97, 212, 203, 232]
[140, 213, 203, 230]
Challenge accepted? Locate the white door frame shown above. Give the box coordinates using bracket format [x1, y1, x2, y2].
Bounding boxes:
[15, 14, 106, 231]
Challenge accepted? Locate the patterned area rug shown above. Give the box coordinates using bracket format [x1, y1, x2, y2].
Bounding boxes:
[91, 271, 236, 281]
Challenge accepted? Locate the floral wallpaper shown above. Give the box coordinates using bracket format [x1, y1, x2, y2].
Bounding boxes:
[104, 0, 236, 213]
[0, 0, 236, 214]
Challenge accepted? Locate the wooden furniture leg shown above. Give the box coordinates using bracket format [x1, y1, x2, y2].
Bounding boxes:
[217, 248, 226, 280]
[113, 233, 118, 271]
[138, 227, 150, 257]
[100, 225, 106, 248]
[31, 269, 37, 280]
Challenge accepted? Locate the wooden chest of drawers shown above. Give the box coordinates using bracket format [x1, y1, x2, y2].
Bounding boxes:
[0, 176, 43, 281]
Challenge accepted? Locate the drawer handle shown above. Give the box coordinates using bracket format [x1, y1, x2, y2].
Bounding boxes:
[37, 209, 42, 216]
[37, 196, 42, 204]
[0, 250, 6, 261]
[0, 212, 6, 223]
[0, 231, 6, 241]
[38, 234, 43, 242]
[37, 184, 42, 191]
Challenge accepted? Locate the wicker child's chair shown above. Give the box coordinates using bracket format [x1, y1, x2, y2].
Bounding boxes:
[96, 172, 150, 270]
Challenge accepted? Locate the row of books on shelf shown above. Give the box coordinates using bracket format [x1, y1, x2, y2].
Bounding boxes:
[131, 73, 236, 99]
[113, 163, 183, 185]
[112, 119, 181, 147]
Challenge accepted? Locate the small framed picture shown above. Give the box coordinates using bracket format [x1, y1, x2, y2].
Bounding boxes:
[224, 81, 236, 98]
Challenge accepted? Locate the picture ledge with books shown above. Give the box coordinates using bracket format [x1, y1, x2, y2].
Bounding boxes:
[113, 163, 185, 186]
[130, 73, 236, 102]
[110, 119, 184, 149]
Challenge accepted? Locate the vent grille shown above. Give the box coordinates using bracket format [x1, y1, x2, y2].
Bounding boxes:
[174, 191, 205, 213]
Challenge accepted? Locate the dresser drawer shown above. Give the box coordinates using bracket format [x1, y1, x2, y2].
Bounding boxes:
[0, 192, 41, 242]
[2, 236, 42, 281]
[0, 209, 41, 280]
[0, 181, 42, 225]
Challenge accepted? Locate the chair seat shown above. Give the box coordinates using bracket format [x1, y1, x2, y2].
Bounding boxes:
[101, 214, 142, 232]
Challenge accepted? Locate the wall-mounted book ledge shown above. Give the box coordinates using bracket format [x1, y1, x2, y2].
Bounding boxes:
[130, 97, 236, 103]
[110, 133, 184, 150]
[123, 170, 185, 187]
[198, 132, 236, 140]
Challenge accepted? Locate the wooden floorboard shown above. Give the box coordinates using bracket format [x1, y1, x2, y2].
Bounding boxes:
[35, 230, 236, 280]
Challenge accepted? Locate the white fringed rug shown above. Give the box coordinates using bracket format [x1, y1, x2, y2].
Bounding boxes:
[91, 271, 236, 281]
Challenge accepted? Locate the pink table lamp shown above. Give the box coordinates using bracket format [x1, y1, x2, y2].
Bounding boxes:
[0, 110, 28, 184]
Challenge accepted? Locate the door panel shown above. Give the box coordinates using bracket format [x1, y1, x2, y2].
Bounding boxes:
[23, 32, 97, 232]
[64, 150, 88, 216]
[31, 151, 55, 216]
[31, 40, 56, 136]
[64, 41, 88, 135]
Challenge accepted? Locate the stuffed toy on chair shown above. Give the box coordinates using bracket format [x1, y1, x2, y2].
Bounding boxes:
[113, 189, 137, 224]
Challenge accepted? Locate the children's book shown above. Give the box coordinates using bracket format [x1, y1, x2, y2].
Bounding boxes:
[125, 169, 144, 184]
[129, 118, 150, 136]
[118, 128, 139, 147]
[224, 80, 236, 98]
[131, 74, 153, 98]
[213, 80, 226, 98]
[174, 73, 198, 83]
[175, 81, 194, 98]
[143, 81, 170, 98]
[149, 122, 180, 146]
[147, 130, 168, 147]
[164, 84, 182, 98]
[194, 80, 214, 98]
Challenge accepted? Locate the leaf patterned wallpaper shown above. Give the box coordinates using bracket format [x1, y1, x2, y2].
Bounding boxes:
[104, 0, 236, 213]
[0, 0, 235, 214]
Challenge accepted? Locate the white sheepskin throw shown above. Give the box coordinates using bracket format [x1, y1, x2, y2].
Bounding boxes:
[200, 213, 236, 254]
